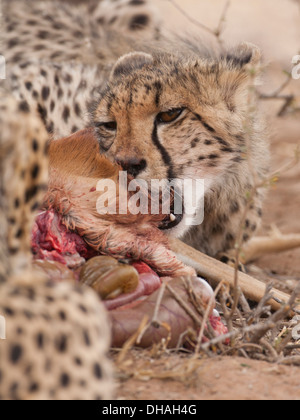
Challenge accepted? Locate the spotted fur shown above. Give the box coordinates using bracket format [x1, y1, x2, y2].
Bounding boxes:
[0, 0, 269, 400]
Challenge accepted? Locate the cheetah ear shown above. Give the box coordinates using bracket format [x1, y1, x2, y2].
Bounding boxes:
[110, 52, 154, 81]
[218, 43, 262, 113]
[223, 42, 262, 70]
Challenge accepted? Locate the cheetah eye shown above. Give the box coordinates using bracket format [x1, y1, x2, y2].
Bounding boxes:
[156, 108, 184, 124]
[96, 121, 117, 131]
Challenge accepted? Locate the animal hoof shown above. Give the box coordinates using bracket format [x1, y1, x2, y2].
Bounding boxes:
[80, 256, 139, 299]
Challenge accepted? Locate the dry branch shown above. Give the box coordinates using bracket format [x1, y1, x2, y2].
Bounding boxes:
[170, 238, 298, 312]
[166, 0, 230, 47]
[241, 232, 300, 264]
[257, 71, 300, 117]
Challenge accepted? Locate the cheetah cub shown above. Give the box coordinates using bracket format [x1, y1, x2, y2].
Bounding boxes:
[92, 43, 269, 258]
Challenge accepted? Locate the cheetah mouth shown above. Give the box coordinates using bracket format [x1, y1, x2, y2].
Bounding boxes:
[159, 200, 184, 231]
[159, 212, 184, 230]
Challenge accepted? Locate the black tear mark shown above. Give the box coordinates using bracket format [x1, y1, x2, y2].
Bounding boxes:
[152, 121, 174, 179]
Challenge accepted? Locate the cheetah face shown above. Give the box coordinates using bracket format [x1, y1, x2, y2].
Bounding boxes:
[93, 45, 261, 237]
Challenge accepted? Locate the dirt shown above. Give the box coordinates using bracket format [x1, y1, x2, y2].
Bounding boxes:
[115, 353, 300, 400]
[114, 0, 300, 401]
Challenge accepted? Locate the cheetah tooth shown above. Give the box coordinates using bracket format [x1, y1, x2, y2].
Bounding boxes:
[170, 213, 176, 222]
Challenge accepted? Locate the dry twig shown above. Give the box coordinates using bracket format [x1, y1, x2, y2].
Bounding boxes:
[166, 0, 231, 46]
[258, 72, 298, 117]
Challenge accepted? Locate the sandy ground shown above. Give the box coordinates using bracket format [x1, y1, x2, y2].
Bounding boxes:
[114, 0, 300, 401]
[116, 353, 300, 400]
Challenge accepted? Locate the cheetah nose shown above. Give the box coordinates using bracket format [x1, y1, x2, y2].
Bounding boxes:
[116, 157, 147, 177]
